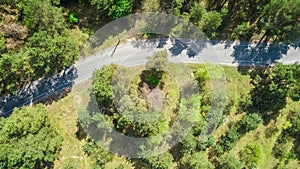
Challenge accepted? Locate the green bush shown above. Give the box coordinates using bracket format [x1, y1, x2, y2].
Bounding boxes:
[240, 143, 263, 167]
[237, 113, 263, 134]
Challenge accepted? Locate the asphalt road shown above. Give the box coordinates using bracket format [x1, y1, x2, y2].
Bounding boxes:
[1, 39, 299, 116]
[75, 39, 300, 83]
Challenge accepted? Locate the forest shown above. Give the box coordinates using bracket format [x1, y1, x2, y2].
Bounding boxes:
[0, 0, 300, 168]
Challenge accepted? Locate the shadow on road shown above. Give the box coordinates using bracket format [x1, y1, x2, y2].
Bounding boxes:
[231, 42, 290, 74]
[169, 38, 207, 57]
[131, 37, 292, 68]
[0, 66, 78, 117]
[131, 37, 208, 58]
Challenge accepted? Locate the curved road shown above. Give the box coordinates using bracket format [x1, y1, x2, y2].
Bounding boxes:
[1, 39, 299, 116]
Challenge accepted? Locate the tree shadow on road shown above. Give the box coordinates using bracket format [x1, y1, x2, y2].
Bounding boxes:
[231, 42, 289, 74]
[0, 66, 78, 117]
[131, 36, 208, 58]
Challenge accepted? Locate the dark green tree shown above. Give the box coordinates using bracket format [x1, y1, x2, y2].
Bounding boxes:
[249, 63, 300, 114]
[237, 113, 263, 134]
[187, 3, 224, 38]
[217, 128, 240, 153]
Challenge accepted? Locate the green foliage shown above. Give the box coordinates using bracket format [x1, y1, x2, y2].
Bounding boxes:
[187, 3, 224, 38]
[118, 114, 165, 138]
[249, 63, 300, 114]
[108, 0, 131, 19]
[83, 139, 112, 168]
[89, 0, 113, 10]
[240, 143, 263, 167]
[89, 0, 131, 19]
[217, 128, 240, 153]
[0, 33, 5, 53]
[0, 51, 32, 96]
[189, 3, 206, 25]
[218, 154, 243, 169]
[172, 0, 185, 16]
[288, 63, 300, 101]
[257, 0, 300, 43]
[26, 31, 79, 78]
[17, 0, 66, 34]
[180, 132, 198, 154]
[287, 112, 300, 137]
[143, 50, 168, 88]
[143, 152, 174, 169]
[0, 105, 62, 168]
[273, 135, 294, 161]
[201, 11, 223, 38]
[92, 113, 114, 133]
[92, 64, 118, 107]
[194, 66, 209, 91]
[181, 151, 214, 169]
[69, 12, 79, 23]
[232, 22, 249, 40]
[0, 30, 79, 96]
[148, 73, 160, 86]
[237, 113, 263, 134]
[197, 135, 216, 151]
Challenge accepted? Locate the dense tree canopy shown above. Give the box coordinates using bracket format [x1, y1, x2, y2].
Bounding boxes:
[0, 105, 62, 168]
[248, 63, 300, 114]
[16, 0, 66, 34]
[26, 31, 79, 78]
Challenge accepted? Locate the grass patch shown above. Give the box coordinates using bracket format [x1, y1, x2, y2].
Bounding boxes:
[227, 100, 300, 168]
[47, 94, 93, 169]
